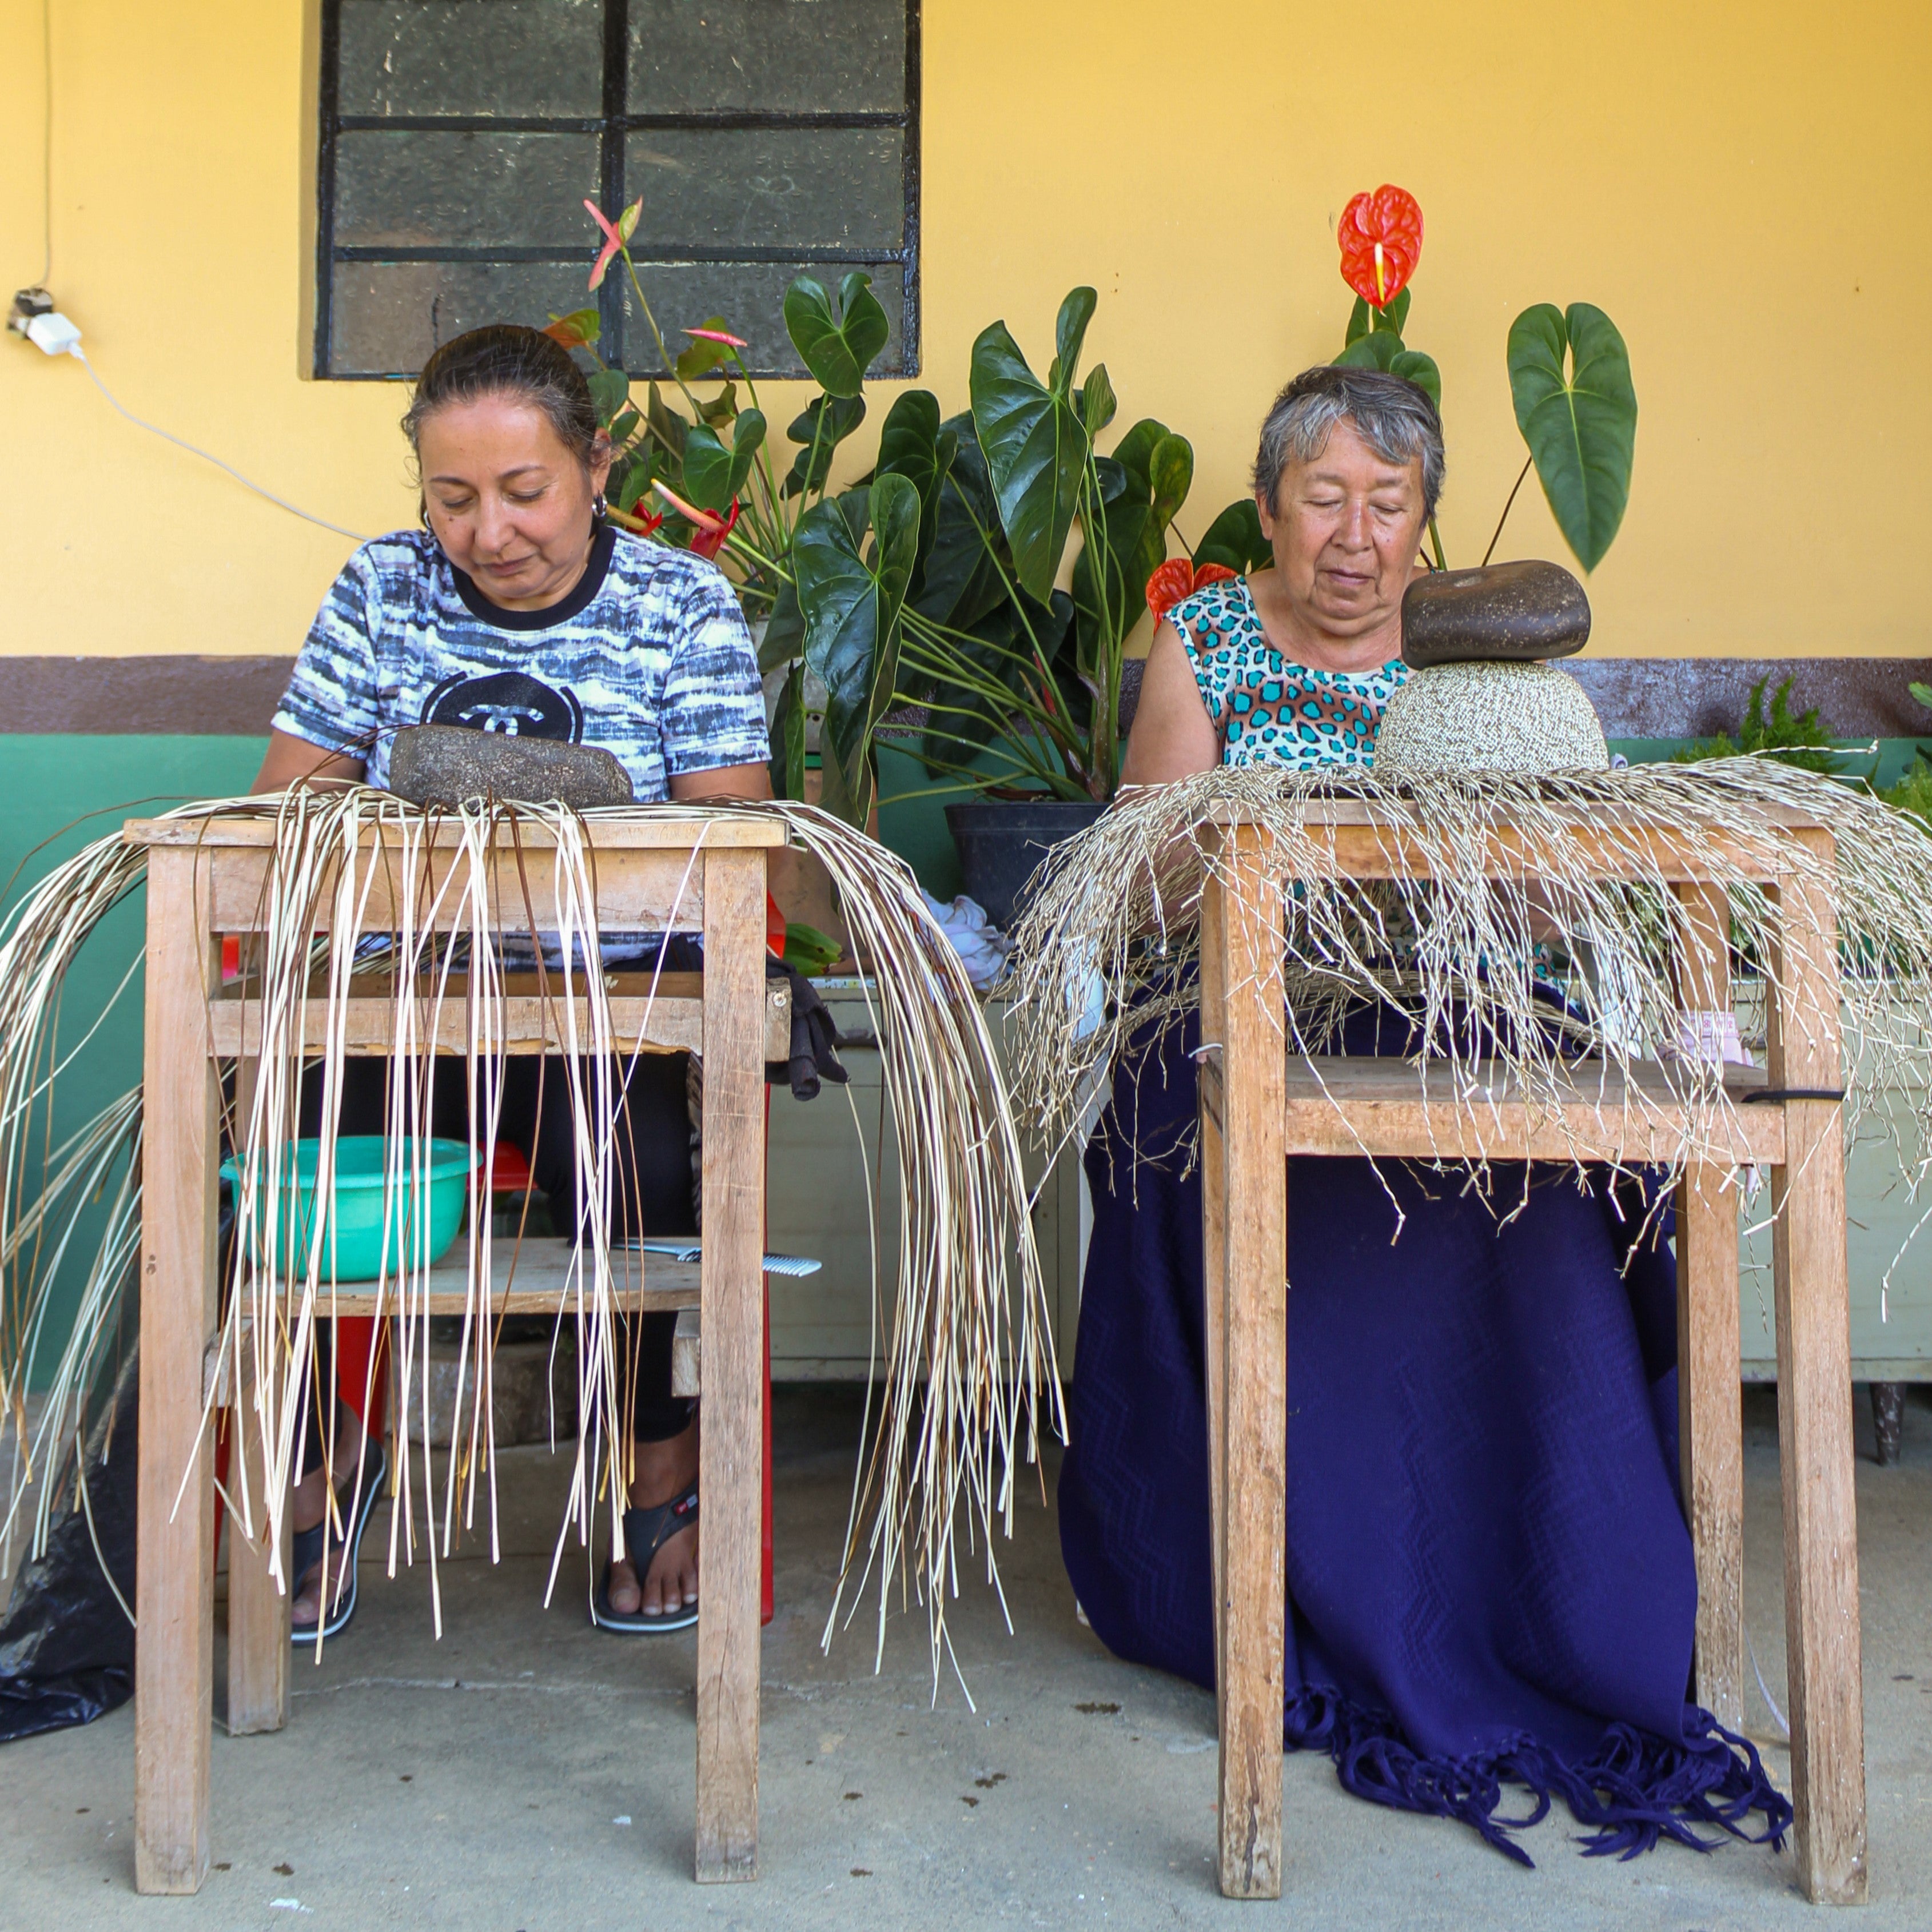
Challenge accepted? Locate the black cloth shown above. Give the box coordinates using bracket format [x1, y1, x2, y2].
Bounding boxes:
[0, 1286, 139, 1744]
[766, 958, 849, 1101]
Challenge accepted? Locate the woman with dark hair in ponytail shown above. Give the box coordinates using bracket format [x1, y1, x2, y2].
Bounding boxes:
[254, 324, 772, 1641]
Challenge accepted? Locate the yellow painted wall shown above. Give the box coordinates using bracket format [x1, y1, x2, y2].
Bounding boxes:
[2, 0, 1928, 662]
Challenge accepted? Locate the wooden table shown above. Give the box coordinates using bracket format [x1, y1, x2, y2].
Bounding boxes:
[1196, 802, 1866, 1905]
[125, 812, 787, 1894]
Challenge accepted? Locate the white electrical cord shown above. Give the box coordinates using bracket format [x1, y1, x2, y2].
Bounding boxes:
[70, 342, 370, 544]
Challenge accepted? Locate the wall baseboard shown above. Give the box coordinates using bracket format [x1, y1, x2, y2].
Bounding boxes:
[7, 653, 1930, 742]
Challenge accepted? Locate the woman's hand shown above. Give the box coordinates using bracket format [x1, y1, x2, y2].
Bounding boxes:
[252, 728, 365, 793]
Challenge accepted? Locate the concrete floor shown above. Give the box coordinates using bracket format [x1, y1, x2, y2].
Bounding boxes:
[1, 1384, 1928, 1931]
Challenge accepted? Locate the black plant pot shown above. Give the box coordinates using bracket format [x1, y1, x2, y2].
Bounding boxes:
[944, 798, 1107, 932]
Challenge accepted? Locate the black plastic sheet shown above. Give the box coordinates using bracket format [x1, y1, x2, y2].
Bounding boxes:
[0, 1293, 138, 1745]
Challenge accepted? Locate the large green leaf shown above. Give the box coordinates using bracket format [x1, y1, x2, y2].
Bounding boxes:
[587, 368, 632, 428]
[1332, 331, 1441, 411]
[782, 393, 867, 499]
[970, 300, 1094, 602]
[768, 660, 809, 800]
[783, 272, 890, 399]
[911, 415, 1007, 634]
[1507, 302, 1637, 573]
[874, 389, 954, 593]
[680, 423, 736, 513]
[1343, 289, 1410, 346]
[794, 472, 921, 825]
[1109, 418, 1169, 495]
[1148, 432, 1193, 528]
[1194, 499, 1272, 574]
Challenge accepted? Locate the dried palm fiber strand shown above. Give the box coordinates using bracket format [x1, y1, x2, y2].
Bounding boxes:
[1004, 758, 1932, 1225]
[0, 787, 1054, 1691]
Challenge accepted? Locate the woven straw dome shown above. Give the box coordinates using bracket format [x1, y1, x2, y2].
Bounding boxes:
[1372, 661, 1608, 776]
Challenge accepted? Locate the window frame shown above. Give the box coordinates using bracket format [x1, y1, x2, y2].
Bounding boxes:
[312, 0, 922, 380]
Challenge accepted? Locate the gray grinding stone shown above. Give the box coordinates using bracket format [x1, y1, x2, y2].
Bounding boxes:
[1400, 559, 1591, 670]
[387, 724, 634, 809]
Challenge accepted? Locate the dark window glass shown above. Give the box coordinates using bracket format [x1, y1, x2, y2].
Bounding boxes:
[316, 0, 919, 380]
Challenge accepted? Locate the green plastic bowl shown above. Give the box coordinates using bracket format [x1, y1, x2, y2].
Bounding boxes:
[221, 1136, 477, 1283]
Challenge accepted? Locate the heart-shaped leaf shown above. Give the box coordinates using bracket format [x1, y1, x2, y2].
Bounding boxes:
[782, 394, 867, 499]
[545, 306, 603, 350]
[1080, 364, 1117, 439]
[1332, 330, 1441, 410]
[911, 415, 1007, 634]
[1148, 432, 1193, 528]
[970, 312, 1092, 603]
[783, 272, 890, 399]
[680, 423, 735, 513]
[874, 390, 955, 591]
[1343, 289, 1411, 347]
[794, 472, 921, 826]
[588, 368, 632, 428]
[1193, 499, 1272, 575]
[768, 660, 810, 800]
[1054, 287, 1098, 395]
[1108, 419, 1168, 496]
[1507, 302, 1636, 573]
[727, 408, 766, 495]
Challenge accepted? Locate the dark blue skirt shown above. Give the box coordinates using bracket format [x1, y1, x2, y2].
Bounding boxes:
[1057, 1006, 1790, 1863]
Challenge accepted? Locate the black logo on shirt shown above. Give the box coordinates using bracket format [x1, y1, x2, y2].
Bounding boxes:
[421, 671, 584, 743]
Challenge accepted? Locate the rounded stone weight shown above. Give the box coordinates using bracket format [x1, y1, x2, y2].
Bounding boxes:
[387, 723, 635, 809]
[1400, 559, 1591, 670]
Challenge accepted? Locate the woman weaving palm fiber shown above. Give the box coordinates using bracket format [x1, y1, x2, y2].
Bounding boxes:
[1057, 365, 1790, 1862]
[253, 325, 775, 1640]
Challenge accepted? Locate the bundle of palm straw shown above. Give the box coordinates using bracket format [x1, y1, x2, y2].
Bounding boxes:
[1005, 758, 1932, 1221]
[0, 788, 1054, 1693]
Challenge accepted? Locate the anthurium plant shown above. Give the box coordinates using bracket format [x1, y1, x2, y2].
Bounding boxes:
[544, 196, 897, 819]
[790, 287, 1208, 818]
[1330, 184, 1639, 575]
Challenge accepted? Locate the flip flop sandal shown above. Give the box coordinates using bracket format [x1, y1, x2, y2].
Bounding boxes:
[591, 1483, 700, 1634]
[290, 1440, 389, 1647]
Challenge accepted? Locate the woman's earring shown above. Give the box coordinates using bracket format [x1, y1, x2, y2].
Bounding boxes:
[592, 490, 609, 521]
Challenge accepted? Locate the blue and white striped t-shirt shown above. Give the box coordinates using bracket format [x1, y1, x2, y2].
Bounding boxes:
[273, 526, 769, 798]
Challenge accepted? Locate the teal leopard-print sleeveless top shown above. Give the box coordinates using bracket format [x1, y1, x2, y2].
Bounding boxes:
[1167, 575, 1405, 769]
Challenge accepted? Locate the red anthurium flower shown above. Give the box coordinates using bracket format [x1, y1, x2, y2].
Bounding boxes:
[689, 497, 741, 562]
[607, 501, 664, 536]
[686, 326, 749, 349]
[584, 196, 643, 291]
[543, 314, 593, 351]
[651, 481, 741, 560]
[1337, 185, 1423, 310]
[1145, 557, 1239, 624]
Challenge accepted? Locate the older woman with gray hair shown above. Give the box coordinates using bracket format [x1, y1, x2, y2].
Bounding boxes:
[1058, 366, 1792, 1865]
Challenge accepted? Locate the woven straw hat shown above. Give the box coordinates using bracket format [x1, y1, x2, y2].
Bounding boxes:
[1372, 660, 1609, 776]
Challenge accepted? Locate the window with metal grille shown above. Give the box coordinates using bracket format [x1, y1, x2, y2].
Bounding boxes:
[314, 0, 920, 380]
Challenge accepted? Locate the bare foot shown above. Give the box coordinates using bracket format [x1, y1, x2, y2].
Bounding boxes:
[290, 1405, 369, 1630]
[608, 1413, 700, 1620]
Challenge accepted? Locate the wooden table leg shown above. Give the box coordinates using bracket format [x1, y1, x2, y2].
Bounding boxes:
[1768, 842, 1867, 1905]
[695, 847, 766, 1882]
[1675, 1163, 1746, 1731]
[136, 849, 219, 1893]
[224, 1052, 289, 1736]
[1670, 883, 1744, 1730]
[1198, 982, 1229, 1734]
[1204, 826, 1287, 1900]
[226, 1353, 290, 1736]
